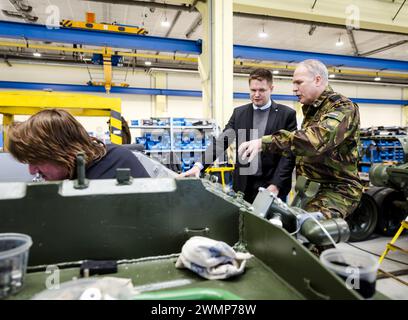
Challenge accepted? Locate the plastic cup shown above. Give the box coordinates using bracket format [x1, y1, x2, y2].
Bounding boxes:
[0, 233, 32, 299]
[320, 248, 379, 299]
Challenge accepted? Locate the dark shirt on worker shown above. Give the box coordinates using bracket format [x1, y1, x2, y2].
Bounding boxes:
[86, 144, 150, 179]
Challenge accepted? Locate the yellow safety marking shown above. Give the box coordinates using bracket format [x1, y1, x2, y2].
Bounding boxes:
[61, 20, 73, 27]
[110, 134, 122, 145]
[110, 118, 121, 130]
[62, 20, 148, 35]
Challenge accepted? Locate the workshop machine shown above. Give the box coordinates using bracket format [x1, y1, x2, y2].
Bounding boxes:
[0, 153, 378, 300]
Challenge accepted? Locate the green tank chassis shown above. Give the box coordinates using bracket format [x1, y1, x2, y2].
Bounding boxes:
[0, 153, 383, 299]
[0, 169, 387, 300]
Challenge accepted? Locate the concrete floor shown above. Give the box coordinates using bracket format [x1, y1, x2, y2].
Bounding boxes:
[337, 233, 408, 300]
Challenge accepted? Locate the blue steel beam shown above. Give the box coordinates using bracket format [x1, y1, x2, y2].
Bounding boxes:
[1, 22, 408, 71]
[234, 45, 408, 72]
[0, 81, 202, 97]
[235, 92, 408, 105]
[0, 21, 201, 54]
[0, 81, 406, 105]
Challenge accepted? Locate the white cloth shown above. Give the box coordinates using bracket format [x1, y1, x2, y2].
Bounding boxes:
[175, 236, 252, 280]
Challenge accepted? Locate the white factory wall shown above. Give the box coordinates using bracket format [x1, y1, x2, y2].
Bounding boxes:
[0, 62, 404, 136]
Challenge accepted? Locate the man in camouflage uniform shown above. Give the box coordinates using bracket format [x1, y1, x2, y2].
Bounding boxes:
[238, 59, 362, 219]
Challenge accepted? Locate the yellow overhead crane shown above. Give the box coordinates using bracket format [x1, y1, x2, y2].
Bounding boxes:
[60, 12, 149, 94]
[60, 20, 148, 35]
[0, 91, 123, 146]
[60, 11, 148, 35]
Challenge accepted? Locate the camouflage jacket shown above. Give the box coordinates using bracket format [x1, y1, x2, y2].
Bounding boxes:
[261, 86, 362, 190]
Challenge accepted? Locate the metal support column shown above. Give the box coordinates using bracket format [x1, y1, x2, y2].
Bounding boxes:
[402, 88, 408, 126]
[197, 0, 233, 127]
[153, 72, 168, 117]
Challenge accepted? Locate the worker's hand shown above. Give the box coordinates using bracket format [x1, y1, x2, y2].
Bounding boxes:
[267, 184, 279, 196]
[238, 138, 262, 163]
[179, 165, 201, 178]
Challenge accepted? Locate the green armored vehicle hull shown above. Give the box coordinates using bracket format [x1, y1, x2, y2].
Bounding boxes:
[0, 175, 373, 300]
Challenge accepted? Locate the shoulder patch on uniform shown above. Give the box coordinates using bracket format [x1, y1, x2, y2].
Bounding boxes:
[324, 111, 345, 122]
[328, 94, 343, 103]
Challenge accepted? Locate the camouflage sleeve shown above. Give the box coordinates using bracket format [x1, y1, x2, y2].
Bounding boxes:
[262, 102, 357, 157]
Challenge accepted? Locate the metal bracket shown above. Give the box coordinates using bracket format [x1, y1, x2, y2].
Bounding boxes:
[116, 168, 133, 185]
[290, 176, 320, 208]
[74, 152, 89, 189]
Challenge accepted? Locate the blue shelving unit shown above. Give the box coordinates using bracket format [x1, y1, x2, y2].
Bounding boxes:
[359, 135, 407, 174]
[130, 117, 216, 172]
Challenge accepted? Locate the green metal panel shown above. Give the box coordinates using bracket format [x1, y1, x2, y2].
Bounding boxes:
[241, 212, 362, 300]
[0, 179, 239, 266]
[0, 178, 387, 300]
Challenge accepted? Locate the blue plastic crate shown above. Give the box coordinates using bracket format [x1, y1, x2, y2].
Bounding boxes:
[360, 165, 371, 173]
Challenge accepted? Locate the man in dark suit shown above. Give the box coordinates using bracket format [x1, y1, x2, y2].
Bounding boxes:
[181, 68, 297, 203]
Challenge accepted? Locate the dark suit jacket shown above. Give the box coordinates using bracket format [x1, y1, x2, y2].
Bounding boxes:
[204, 101, 297, 198]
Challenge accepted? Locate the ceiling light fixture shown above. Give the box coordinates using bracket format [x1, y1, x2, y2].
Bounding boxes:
[144, 61, 152, 66]
[374, 73, 381, 81]
[258, 23, 268, 38]
[329, 74, 336, 78]
[161, 11, 170, 27]
[335, 34, 344, 47]
[33, 52, 42, 57]
[273, 70, 279, 74]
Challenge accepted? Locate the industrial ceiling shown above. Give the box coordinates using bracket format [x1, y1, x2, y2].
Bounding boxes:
[0, 0, 407, 84]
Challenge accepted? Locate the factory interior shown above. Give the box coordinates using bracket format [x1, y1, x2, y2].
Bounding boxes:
[0, 0, 407, 303]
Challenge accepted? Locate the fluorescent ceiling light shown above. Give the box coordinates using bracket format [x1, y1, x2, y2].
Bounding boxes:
[335, 34, 344, 47]
[33, 52, 42, 57]
[329, 74, 336, 78]
[161, 18, 170, 27]
[374, 76, 381, 81]
[144, 61, 152, 66]
[258, 31, 268, 38]
[272, 70, 279, 74]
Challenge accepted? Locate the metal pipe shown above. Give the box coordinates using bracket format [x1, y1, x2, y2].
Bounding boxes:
[9, 0, 32, 12]
[3, 56, 12, 67]
[359, 40, 408, 57]
[308, 25, 317, 36]
[346, 29, 359, 56]
[392, 0, 407, 21]
[185, 15, 202, 38]
[3, 0, 37, 22]
[2, 10, 38, 22]
[87, 0, 195, 12]
[164, 10, 182, 38]
[233, 11, 408, 36]
[189, 0, 199, 12]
